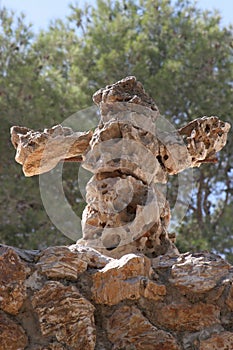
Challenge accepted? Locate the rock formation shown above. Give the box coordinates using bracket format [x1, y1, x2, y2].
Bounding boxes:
[6, 76, 232, 349]
[11, 76, 230, 259]
[11, 124, 92, 176]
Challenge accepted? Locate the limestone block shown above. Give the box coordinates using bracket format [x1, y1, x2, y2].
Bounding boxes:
[0, 248, 27, 315]
[169, 252, 230, 293]
[11, 124, 92, 176]
[107, 305, 180, 350]
[199, 331, 233, 349]
[0, 312, 28, 350]
[68, 244, 113, 268]
[36, 246, 87, 280]
[143, 279, 166, 301]
[32, 281, 96, 350]
[92, 254, 151, 305]
[155, 302, 220, 331]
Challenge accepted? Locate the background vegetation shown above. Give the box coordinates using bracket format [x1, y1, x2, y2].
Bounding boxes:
[0, 0, 232, 261]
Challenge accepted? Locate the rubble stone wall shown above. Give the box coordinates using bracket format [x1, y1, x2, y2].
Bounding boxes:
[6, 76, 232, 349]
[1, 244, 233, 350]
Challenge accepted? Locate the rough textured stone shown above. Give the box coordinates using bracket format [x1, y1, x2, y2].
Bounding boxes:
[0, 248, 27, 315]
[68, 244, 113, 268]
[36, 246, 87, 280]
[226, 282, 233, 310]
[0, 244, 40, 262]
[92, 254, 151, 305]
[156, 302, 220, 331]
[32, 281, 96, 350]
[80, 77, 230, 258]
[93, 75, 159, 112]
[199, 331, 233, 349]
[152, 254, 180, 269]
[0, 245, 232, 349]
[0, 311, 28, 350]
[11, 124, 92, 176]
[11, 76, 230, 259]
[80, 179, 173, 258]
[179, 116, 230, 166]
[143, 279, 166, 301]
[7, 77, 232, 349]
[83, 120, 163, 184]
[169, 252, 230, 293]
[107, 305, 180, 350]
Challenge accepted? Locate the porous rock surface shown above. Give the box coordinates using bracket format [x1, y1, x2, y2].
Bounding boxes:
[8, 77, 232, 349]
[0, 244, 233, 350]
[11, 76, 230, 259]
[11, 124, 92, 176]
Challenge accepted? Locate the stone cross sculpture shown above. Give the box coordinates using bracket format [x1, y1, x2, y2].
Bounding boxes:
[11, 76, 230, 258]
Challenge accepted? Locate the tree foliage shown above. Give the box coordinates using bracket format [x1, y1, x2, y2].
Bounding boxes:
[0, 1, 232, 261]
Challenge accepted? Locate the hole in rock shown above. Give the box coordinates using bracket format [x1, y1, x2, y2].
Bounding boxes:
[156, 155, 165, 169]
[205, 125, 210, 133]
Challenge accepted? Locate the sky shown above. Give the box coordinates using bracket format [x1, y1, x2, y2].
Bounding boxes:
[0, 0, 232, 32]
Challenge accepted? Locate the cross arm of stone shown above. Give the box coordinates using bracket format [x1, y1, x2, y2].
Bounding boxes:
[156, 115, 230, 176]
[10, 76, 230, 179]
[10, 124, 93, 176]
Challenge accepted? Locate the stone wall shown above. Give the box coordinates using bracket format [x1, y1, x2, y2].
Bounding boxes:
[1, 243, 233, 350]
[6, 76, 232, 349]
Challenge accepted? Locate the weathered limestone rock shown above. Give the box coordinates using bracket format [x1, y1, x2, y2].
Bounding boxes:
[11, 76, 230, 260]
[93, 75, 159, 112]
[169, 252, 230, 293]
[92, 254, 151, 305]
[36, 246, 87, 280]
[178, 115, 230, 166]
[68, 244, 113, 268]
[32, 281, 96, 350]
[80, 178, 172, 258]
[143, 279, 167, 301]
[92, 253, 166, 305]
[155, 302, 220, 331]
[0, 245, 232, 349]
[7, 77, 232, 349]
[0, 312, 28, 350]
[0, 248, 27, 315]
[11, 124, 92, 176]
[80, 77, 229, 257]
[226, 283, 233, 310]
[107, 305, 180, 350]
[199, 331, 233, 349]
